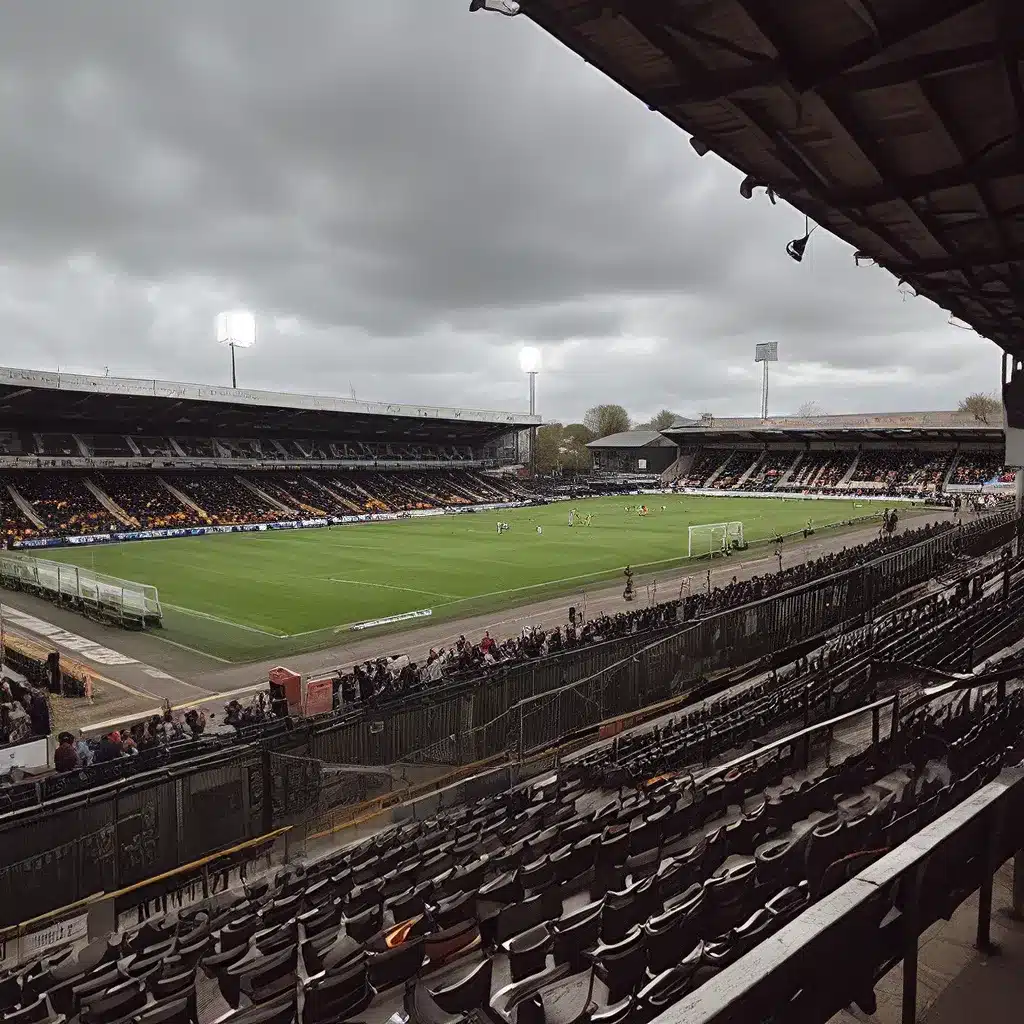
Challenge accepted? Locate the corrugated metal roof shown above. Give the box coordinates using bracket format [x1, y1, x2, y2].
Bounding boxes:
[587, 429, 678, 448]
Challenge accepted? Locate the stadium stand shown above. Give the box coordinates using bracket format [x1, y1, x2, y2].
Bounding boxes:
[1, 472, 121, 537]
[0, 368, 531, 546]
[2, 584, 1020, 1024]
[96, 472, 195, 530]
[951, 453, 1003, 485]
[709, 450, 759, 490]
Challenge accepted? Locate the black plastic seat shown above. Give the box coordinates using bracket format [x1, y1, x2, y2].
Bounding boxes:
[490, 963, 570, 1024]
[502, 924, 551, 983]
[494, 895, 550, 945]
[135, 994, 195, 1024]
[367, 936, 425, 991]
[591, 927, 647, 1004]
[428, 958, 494, 1015]
[644, 902, 703, 974]
[302, 961, 373, 1024]
[423, 921, 480, 969]
[430, 891, 476, 930]
[224, 990, 296, 1024]
[478, 870, 522, 908]
[1, 996, 55, 1024]
[532, 967, 595, 1024]
[344, 904, 383, 944]
[80, 979, 148, 1024]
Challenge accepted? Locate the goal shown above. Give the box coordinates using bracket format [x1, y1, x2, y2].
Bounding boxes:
[687, 521, 745, 558]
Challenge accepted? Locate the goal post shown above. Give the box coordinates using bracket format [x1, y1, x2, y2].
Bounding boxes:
[687, 521, 745, 558]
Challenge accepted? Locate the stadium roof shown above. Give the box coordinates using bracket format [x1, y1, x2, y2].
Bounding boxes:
[586, 428, 679, 449]
[520, 1, 1024, 355]
[662, 409, 1004, 443]
[0, 366, 539, 443]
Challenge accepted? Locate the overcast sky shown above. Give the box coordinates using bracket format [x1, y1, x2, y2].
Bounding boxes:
[0, 1, 1003, 424]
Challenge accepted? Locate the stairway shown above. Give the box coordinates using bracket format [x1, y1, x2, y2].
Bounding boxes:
[704, 451, 734, 487]
[312, 478, 364, 514]
[661, 450, 693, 485]
[735, 452, 764, 489]
[263, 477, 328, 517]
[158, 477, 207, 518]
[942, 452, 960, 493]
[83, 478, 138, 528]
[778, 451, 804, 488]
[6, 484, 45, 529]
[168, 438, 187, 457]
[838, 451, 861, 487]
[72, 434, 90, 456]
[235, 475, 295, 514]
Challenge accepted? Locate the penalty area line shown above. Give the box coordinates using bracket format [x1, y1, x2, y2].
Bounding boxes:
[162, 602, 288, 638]
[321, 577, 459, 600]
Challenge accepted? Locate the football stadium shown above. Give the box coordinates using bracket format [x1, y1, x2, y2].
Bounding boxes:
[3, 5, 1024, 1024]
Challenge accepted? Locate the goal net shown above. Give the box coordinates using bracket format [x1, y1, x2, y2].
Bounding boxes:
[687, 521, 745, 558]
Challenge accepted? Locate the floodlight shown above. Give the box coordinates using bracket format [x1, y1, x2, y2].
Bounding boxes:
[216, 310, 256, 388]
[519, 346, 542, 374]
[216, 310, 256, 349]
[469, 0, 521, 15]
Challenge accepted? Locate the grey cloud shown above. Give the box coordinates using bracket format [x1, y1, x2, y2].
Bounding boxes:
[0, 0, 1000, 420]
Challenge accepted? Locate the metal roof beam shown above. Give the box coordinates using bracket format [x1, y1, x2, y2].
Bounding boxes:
[884, 248, 1024, 274]
[732, 1, 962, 269]
[622, 5, 932, 269]
[825, 147, 1023, 206]
[646, 41, 1002, 107]
[734, 0, 986, 92]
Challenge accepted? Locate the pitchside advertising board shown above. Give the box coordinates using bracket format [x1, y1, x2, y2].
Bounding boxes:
[11, 502, 530, 550]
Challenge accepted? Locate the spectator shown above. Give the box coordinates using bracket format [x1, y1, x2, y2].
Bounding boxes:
[54, 732, 79, 773]
[94, 731, 124, 763]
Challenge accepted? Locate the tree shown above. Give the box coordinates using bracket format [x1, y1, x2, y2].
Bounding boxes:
[533, 422, 564, 475]
[635, 409, 680, 431]
[561, 423, 594, 471]
[796, 401, 827, 417]
[562, 423, 595, 445]
[958, 392, 1001, 423]
[583, 404, 631, 438]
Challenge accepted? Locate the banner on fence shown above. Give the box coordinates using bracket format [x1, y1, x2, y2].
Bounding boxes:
[11, 502, 531, 550]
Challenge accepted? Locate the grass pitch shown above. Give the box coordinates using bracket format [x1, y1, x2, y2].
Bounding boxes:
[46, 496, 883, 662]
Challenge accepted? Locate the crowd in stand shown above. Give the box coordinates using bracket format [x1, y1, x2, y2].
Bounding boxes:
[328, 516, 957, 708]
[0, 468, 526, 542]
[678, 447, 1012, 497]
[52, 704, 212, 773]
[951, 454, 1007, 485]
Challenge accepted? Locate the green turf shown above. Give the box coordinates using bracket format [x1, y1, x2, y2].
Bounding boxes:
[45, 496, 886, 663]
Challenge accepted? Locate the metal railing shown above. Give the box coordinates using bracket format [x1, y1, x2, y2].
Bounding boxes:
[656, 765, 1024, 1024]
